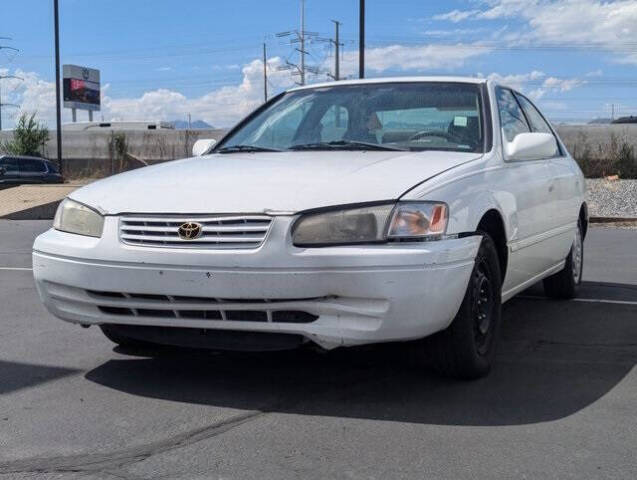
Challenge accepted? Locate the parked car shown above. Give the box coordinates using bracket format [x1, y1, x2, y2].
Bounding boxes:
[33, 77, 587, 379]
[0, 155, 63, 184]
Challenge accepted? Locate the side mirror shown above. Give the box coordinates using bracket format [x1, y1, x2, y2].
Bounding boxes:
[192, 138, 217, 157]
[504, 132, 558, 161]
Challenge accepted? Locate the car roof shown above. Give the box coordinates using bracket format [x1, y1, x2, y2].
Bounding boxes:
[0, 154, 47, 161]
[288, 76, 488, 92]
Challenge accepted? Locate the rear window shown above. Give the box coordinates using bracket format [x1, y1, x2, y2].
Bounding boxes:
[0, 157, 19, 171]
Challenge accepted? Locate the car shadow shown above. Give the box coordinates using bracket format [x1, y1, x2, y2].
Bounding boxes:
[0, 360, 80, 395]
[85, 293, 636, 426]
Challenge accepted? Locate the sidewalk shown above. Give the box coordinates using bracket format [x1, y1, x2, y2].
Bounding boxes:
[0, 184, 81, 220]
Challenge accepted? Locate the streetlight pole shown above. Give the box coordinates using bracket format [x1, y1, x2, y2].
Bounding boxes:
[263, 42, 268, 102]
[53, 0, 63, 172]
[359, 0, 365, 79]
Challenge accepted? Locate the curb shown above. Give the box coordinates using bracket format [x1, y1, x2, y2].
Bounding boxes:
[590, 216, 637, 225]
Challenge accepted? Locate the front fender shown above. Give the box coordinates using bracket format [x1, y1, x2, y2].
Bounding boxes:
[400, 159, 514, 241]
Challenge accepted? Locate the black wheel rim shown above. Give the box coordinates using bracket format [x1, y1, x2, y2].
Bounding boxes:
[473, 259, 495, 356]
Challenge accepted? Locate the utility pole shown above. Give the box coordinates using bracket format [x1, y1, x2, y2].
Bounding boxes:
[0, 75, 23, 131]
[331, 20, 342, 81]
[359, 0, 365, 79]
[263, 42, 268, 102]
[611, 103, 615, 121]
[53, 0, 63, 173]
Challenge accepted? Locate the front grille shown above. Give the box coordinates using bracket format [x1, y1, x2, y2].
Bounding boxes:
[119, 214, 273, 249]
[88, 290, 320, 324]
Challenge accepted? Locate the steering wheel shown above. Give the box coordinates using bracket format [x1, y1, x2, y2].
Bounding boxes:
[408, 130, 462, 143]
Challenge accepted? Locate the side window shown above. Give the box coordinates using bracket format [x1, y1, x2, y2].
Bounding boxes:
[319, 105, 349, 142]
[515, 94, 561, 156]
[0, 157, 19, 172]
[514, 94, 553, 134]
[21, 159, 46, 173]
[496, 88, 530, 143]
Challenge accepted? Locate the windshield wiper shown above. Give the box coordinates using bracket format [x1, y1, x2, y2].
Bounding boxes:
[288, 140, 406, 151]
[217, 145, 282, 153]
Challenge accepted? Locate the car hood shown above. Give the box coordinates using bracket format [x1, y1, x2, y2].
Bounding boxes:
[71, 151, 482, 214]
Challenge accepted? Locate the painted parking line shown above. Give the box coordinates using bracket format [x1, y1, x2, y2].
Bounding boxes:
[0, 267, 32, 271]
[518, 294, 637, 306]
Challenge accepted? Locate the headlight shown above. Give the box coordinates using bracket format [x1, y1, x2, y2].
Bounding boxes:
[292, 202, 448, 246]
[53, 198, 104, 238]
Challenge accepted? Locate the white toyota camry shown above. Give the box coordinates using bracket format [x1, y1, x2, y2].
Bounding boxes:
[33, 77, 587, 379]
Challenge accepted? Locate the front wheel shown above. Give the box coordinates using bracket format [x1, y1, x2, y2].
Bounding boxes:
[543, 219, 583, 299]
[415, 232, 503, 380]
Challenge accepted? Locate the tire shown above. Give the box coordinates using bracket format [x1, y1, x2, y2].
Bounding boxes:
[543, 219, 583, 299]
[417, 232, 503, 380]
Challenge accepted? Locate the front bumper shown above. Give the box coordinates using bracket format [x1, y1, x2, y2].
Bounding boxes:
[33, 216, 480, 349]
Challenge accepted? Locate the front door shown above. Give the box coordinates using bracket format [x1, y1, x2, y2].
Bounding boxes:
[18, 158, 47, 183]
[495, 87, 558, 295]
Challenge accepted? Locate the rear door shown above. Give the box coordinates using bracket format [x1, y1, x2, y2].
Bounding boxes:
[18, 158, 47, 183]
[0, 156, 20, 184]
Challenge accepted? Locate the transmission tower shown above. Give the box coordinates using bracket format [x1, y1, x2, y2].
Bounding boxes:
[0, 38, 21, 131]
[276, 0, 319, 85]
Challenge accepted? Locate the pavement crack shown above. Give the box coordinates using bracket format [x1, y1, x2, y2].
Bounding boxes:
[0, 409, 264, 476]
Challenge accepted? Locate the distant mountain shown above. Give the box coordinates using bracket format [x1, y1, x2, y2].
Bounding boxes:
[169, 119, 214, 129]
[612, 116, 637, 124]
[588, 118, 612, 124]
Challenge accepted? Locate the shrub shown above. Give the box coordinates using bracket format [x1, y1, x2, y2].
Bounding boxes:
[0, 112, 49, 157]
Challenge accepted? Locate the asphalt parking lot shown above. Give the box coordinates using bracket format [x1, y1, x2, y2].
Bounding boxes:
[0, 220, 635, 480]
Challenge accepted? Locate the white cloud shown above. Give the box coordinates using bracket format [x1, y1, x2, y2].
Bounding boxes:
[337, 43, 490, 76]
[1, 42, 491, 129]
[433, 9, 481, 22]
[481, 70, 585, 100]
[585, 69, 603, 77]
[433, 0, 637, 63]
[0, 58, 295, 129]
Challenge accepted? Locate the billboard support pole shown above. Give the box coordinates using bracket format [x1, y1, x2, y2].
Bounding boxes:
[88, 110, 93, 122]
[72, 108, 76, 123]
[54, 0, 63, 172]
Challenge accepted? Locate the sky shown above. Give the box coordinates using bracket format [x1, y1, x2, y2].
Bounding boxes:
[1, 0, 637, 129]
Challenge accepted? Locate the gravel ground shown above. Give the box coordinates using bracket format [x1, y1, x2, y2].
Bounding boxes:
[586, 179, 637, 218]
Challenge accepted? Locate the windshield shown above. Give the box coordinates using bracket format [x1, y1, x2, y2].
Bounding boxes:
[217, 82, 486, 153]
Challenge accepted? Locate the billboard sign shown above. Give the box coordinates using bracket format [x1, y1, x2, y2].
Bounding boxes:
[63, 65, 100, 111]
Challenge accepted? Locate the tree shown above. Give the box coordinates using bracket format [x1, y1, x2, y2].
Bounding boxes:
[0, 112, 49, 157]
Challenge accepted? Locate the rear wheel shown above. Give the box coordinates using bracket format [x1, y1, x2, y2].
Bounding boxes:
[543, 219, 583, 299]
[416, 233, 503, 380]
